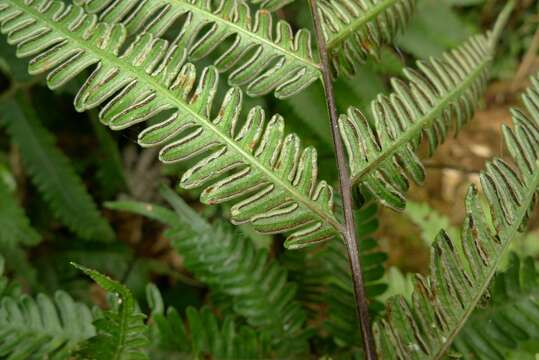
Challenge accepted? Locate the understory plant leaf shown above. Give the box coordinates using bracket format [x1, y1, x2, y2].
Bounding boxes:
[146, 283, 269, 359]
[454, 253, 539, 360]
[374, 73, 539, 359]
[0, 289, 96, 358]
[0, 0, 343, 249]
[0, 94, 114, 242]
[72, 263, 150, 360]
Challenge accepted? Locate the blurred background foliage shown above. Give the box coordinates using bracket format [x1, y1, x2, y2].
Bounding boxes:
[0, 0, 538, 358]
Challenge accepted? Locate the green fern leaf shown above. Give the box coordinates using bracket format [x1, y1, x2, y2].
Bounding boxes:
[146, 284, 269, 359]
[454, 253, 539, 360]
[320, 0, 416, 77]
[107, 187, 309, 355]
[0, 0, 342, 249]
[0, 95, 115, 242]
[0, 290, 96, 358]
[340, 30, 495, 210]
[0, 179, 41, 249]
[79, 0, 320, 99]
[72, 263, 150, 360]
[373, 73, 539, 359]
[249, 0, 294, 11]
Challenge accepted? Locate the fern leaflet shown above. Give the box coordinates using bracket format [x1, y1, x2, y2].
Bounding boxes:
[72, 263, 150, 360]
[146, 284, 268, 359]
[374, 74, 539, 359]
[79, 0, 320, 99]
[454, 253, 539, 360]
[0, 94, 115, 241]
[340, 30, 495, 210]
[107, 186, 309, 355]
[0, 179, 41, 249]
[0, 290, 96, 358]
[0, 0, 342, 249]
[320, 0, 416, 77]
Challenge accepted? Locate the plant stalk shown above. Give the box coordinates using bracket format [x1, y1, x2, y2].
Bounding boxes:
[307, 1, 377, 359]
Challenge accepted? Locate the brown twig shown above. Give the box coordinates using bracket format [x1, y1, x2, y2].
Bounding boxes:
[512, 25, 539, 91]
[307, 1, 377, 359]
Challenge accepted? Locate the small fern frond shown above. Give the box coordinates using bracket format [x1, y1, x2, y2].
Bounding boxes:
[373, 74, 539, 360]
[320, 0, 416, 77]
[249, 0, 294, 12]
[79, 0, 320, 99]
[0, 290, 96, 358]
[0, 0, 341, 249]
[146, 284, 268, 359]
[0, 95, 115, 241]
[454, 253, 539, 360]
[0, 180, 41, 249]
[170, 225, 307, 335]
[107, 187, 308, 355]
[340, 32, 492, 211]
[72, 263, 150, 360]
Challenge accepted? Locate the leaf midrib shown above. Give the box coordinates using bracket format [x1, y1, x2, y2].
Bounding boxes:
[433, 168, 539, 360]
[13, 1, 343, 235]
[169, 0, 321, 71]
[326, 0, 400, 50]
[351, 53, 490, 185]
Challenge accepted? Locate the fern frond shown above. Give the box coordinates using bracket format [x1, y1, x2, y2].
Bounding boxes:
[72, 263, 150, 360]
[0, 0, 341, 249]
[454, 253, 539, 360]
[170, 225, 307, 335]
[0, 290, 96, 358]
[0, 95, 115, 241]
[79, 0, 320, 99]
[107, 187, 309, 355]
[0, 179, 41, 249]
[146, 284, 268, 359]
[373, 74, 539, 359]
[340, 32, 492, 210]
[320, 0, 416, 77]
[249, 0, 294, 11]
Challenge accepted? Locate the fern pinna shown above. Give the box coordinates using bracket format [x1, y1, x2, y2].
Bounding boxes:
[319, 0, 415, 77]
[0, 289, 96, 358]
[77, 0, 416, 97]
[454, 253, 539, 360]
[79, 0, 321, 99]
[0, 0, 349, 249]
[340, 31, 494, 210]
[146, 283, 269, 359]
[106, 186, 309, 356]
[374, 75, 539, 359]
[72, 263, 150, 360]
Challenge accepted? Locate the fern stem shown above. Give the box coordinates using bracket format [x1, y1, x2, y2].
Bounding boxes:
[308, 1, 377, 359]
